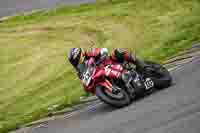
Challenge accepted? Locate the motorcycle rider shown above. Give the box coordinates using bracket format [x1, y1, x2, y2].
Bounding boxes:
[68, 48, 146, 72]
[68, 48, 147, 93]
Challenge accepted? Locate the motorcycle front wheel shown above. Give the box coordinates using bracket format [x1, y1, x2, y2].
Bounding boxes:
[96, 85, 131, 108]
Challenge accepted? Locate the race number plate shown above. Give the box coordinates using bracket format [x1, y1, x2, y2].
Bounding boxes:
[82, 70, 91, 86]
[144, 78, 154, 90]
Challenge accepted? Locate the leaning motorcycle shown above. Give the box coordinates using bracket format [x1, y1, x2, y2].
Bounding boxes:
[80, 57, 172, 108]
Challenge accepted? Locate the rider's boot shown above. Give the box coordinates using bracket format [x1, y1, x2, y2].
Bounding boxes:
[122, 72, 134, 90]
[121, 71, 145, 96]
[135, 58, 155, 89]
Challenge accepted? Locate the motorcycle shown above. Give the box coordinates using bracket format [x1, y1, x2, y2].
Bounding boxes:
[79, 57, 172, 108]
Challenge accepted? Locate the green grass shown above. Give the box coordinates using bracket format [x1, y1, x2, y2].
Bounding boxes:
[0, 0, 200, 132]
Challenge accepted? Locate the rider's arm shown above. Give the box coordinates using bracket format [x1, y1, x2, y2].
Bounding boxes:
[123, 51, 136, 63]
[112, 48, 146, 70]
[112, 48, 136, 63]
[122, 49, 146, 69]
[83, 48, 101, 57]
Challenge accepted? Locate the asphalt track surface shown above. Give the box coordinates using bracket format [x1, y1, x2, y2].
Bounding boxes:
[15, 57, 200, 133]
[0, 0, 96, 18]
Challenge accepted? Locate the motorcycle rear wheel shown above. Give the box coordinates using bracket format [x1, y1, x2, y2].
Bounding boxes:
[143, 61, 172, 89]
[96, 85, 131, 108]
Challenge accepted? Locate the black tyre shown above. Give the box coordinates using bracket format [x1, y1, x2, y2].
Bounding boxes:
[96, 85, 131, 108]
[144, 61, 172, 89]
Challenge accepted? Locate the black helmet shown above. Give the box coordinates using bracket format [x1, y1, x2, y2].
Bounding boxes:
[68, 48, 82, 67]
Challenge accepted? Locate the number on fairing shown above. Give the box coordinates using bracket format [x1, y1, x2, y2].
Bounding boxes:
[144, 78, 154, 90]
[83, 71, 90, 80]
[83, 70, 91, 86]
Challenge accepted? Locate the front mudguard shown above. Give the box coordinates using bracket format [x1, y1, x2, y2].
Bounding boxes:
[96, 79, 113, 93]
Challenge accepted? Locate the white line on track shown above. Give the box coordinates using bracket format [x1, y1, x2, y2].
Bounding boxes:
[63, 102, 103, 119]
